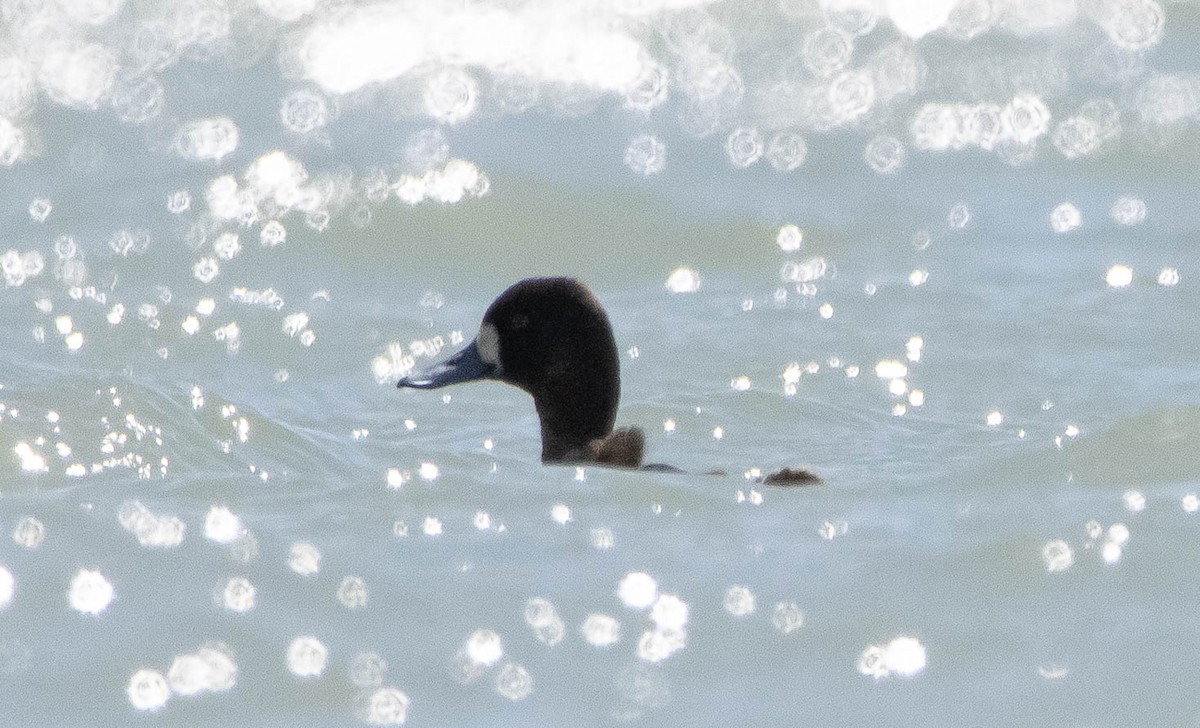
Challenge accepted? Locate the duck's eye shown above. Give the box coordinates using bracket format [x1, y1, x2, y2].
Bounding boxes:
[509, 314, 529, 331]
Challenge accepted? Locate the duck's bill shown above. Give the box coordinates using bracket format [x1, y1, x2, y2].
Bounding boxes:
[397, 339, 495, 389]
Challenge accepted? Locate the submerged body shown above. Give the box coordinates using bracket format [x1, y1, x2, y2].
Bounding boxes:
[398, 277, 819, 483]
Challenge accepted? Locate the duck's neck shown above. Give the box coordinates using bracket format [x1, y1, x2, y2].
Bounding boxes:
[532, 386, 643, 468]
[523, 333, 622, 463]
[535, 396, 614, 463]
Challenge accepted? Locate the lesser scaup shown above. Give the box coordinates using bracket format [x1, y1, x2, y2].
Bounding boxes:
[398, 277, 820, 485]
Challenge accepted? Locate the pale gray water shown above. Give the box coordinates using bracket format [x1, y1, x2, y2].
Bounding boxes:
[1, 0, 1199, 725]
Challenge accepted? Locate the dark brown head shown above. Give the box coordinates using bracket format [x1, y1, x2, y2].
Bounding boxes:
[398, 278, 621, 463]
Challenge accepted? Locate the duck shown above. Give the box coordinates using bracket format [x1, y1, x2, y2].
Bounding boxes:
[397, 277, 820, 485]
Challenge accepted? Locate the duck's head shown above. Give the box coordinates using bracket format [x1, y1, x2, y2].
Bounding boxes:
[398, 277, 622, 463]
